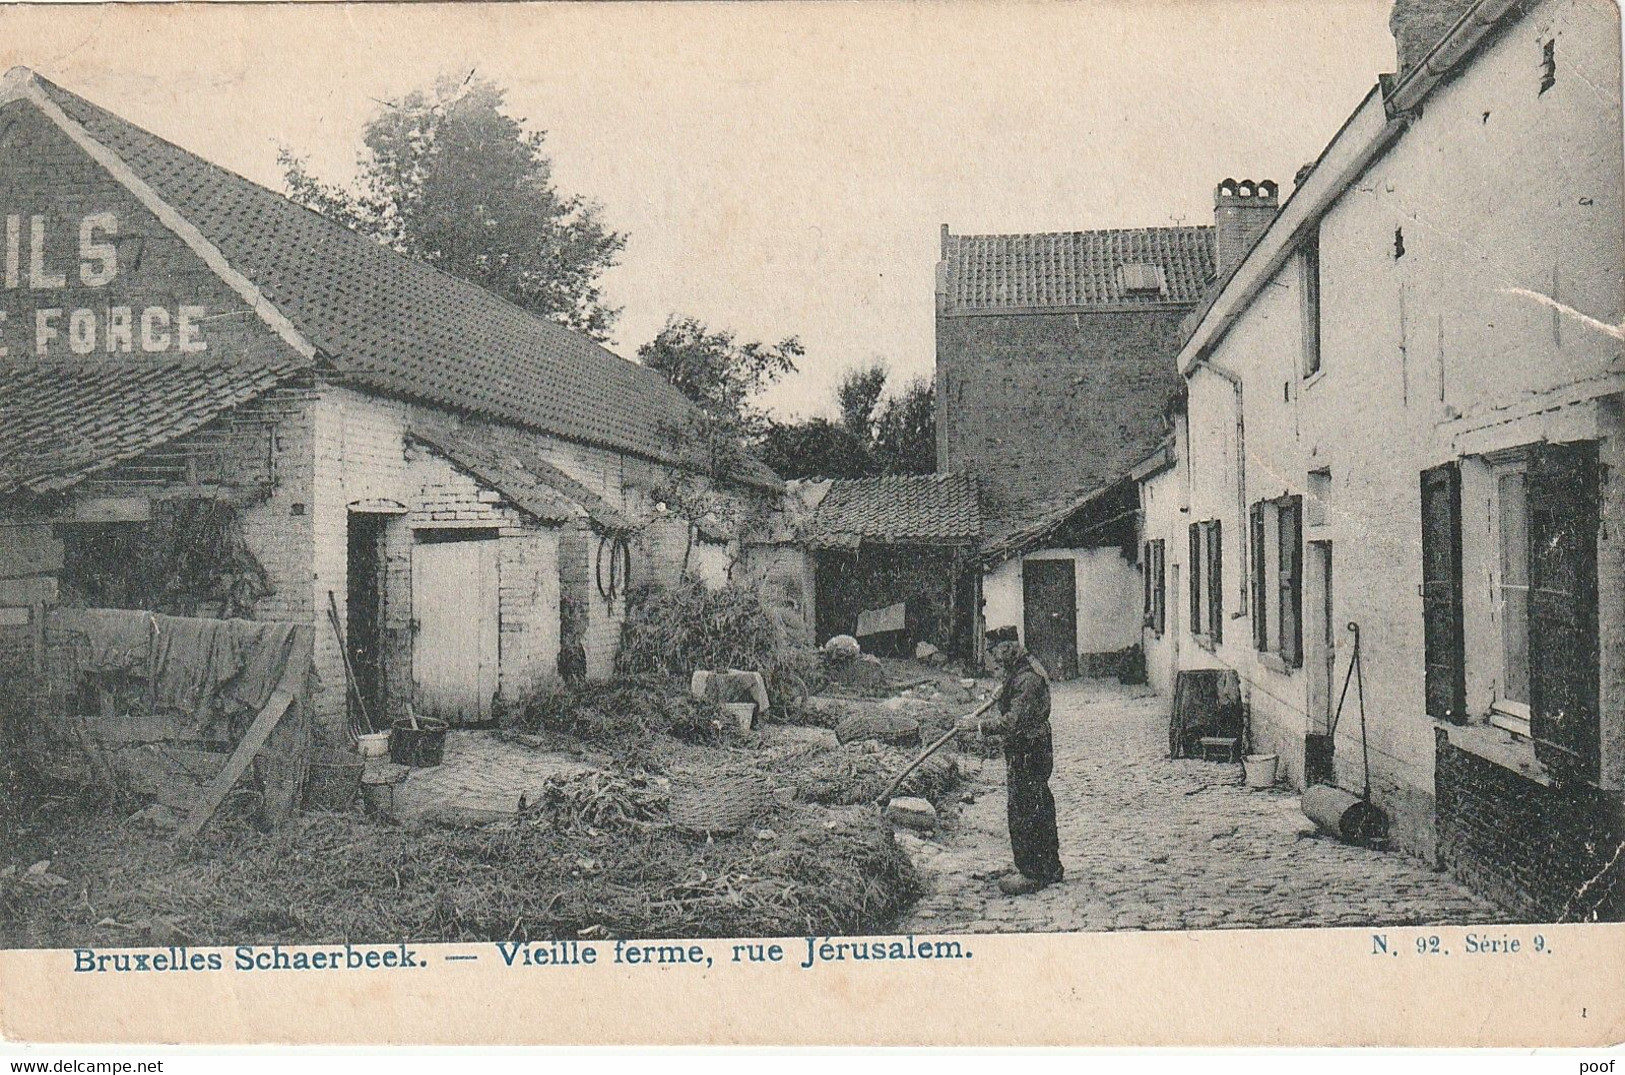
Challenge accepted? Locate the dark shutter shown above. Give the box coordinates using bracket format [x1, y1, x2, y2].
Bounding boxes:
[1142, 542, 1154, 625]
[1189, 523, 1201, 632]
[1527, 441, 1600, 781]
[1420, 463, 1466, 723]
[1208, 519, 1224, 643]
[1153, 540, 1166, 635]
[1250, 502, 1268, 650]
[1278, 496, 1303, 668]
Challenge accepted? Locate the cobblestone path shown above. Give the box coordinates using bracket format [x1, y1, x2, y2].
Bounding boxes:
[897, 679, 1505, 933]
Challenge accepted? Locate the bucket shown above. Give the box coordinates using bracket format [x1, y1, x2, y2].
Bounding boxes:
[1242, 752, 1279, 789]
[722, 702, 756, 732]
[360, 763, 409, 819]
[390, 717, 449, 767]
[303, 749, 364, 811]
[356, 731, 392, 759]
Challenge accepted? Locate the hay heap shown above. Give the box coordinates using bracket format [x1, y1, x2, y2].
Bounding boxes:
[615, 578, 824, 713]
[1, 780, 921, 948]
[511, 677, 730, 749]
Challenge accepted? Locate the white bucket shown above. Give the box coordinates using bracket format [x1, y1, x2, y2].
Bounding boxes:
[356, 731, 392, 759]
[1243, 753, 1279, 789]
[723, 702, 756, 732]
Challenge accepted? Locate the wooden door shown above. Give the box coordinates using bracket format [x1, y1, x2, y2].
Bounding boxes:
[412, 533, 499, 724]
[1023, 558, 1077, 681]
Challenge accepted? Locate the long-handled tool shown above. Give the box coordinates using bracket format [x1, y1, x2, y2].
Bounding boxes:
[875, 697, 995, 806]
[325, 590, 375, 740]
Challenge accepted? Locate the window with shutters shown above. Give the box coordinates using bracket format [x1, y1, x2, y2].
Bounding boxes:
[1189, 519, 1223, 645]
[1142, 539, 1166, 636]
[1250, 496, 1303, 668]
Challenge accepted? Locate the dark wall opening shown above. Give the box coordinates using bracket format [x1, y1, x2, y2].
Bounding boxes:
[345, 512, 388, 726]
[813, 544, 977, 658]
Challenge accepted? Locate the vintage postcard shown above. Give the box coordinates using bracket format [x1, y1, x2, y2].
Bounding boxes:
[0, 0, 1622, 1048]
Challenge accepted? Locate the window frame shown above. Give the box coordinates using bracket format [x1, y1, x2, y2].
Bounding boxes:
[1488, 453, 1533, 737]
[1248, 496, 1303, 668]
[1189, 519, 1224, 645]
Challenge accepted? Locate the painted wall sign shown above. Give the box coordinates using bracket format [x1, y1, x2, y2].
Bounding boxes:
[0, 211, 208, 357]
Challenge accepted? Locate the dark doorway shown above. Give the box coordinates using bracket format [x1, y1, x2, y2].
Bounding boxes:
[1023, 558, 1077, 681]
[346, 512, 387, 728]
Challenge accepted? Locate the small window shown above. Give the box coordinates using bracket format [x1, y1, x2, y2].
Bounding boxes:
[1300, 231, 1322, 376]
[1307, 468, 1332, 527]
[1119, 263, 1168, 296]
[1540, 39, 1557, 94]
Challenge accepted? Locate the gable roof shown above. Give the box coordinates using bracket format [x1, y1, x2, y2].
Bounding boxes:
[0, 358, 304, 496]
[6, 69, 777, 490]
[801, 473, 980, 548]
[939, 225, 1215, 314]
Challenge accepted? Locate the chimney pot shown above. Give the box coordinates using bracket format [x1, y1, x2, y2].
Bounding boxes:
[1213, 178, 1280, 280]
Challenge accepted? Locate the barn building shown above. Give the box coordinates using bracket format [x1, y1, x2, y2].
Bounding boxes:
[0, 68, 777, 745]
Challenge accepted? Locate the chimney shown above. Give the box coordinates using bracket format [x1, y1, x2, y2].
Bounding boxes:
[1389, 0, 1477, 75]
[1213, 178, 1279, 280]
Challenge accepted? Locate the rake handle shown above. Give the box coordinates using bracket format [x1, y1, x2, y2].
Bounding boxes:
[876, 698, 994, 806]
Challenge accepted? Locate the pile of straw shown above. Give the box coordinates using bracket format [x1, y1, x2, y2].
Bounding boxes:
[0, 798, 919, 947]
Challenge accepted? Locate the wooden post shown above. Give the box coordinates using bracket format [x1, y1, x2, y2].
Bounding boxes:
[177, 656, 304, 841]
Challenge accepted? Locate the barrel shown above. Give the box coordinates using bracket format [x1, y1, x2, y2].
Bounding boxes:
[1301, 784, 1389, 846]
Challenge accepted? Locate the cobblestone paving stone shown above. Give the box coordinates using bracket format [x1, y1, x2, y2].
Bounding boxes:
[897, 680, 1507, 934]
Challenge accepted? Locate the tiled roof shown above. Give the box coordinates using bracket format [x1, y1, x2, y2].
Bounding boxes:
[802, 473, 979, 547]
[940, 226, 1215, 312]
[27, 73, 777, 490]
[0, 359, 302, 495]
[407, 416, 638, 532]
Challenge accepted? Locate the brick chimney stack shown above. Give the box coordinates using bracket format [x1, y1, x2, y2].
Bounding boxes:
[1213, 178, 1279, 281]
[1389, 0, 1477, 75]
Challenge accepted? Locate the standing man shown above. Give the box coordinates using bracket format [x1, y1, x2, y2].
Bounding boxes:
[961, 639, 1064, 894]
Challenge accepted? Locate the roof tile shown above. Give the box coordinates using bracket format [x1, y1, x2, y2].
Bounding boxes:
[802, 473, 979, 546]
[942, 226, 1215, 311]
[0, 358, 302, 495]
[30, 75, 778, 489]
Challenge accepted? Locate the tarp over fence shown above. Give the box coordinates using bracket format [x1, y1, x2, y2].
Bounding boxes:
[24, 609, 315, 825]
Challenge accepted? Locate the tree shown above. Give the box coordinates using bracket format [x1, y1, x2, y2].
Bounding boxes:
[638, 316, 803, 435]
[873, 376, 937, 475]
[836, 362, 887, 440]
[281, 74, 625, 340]
[756, 418, 877, 480]
[758, 364, 937, 479]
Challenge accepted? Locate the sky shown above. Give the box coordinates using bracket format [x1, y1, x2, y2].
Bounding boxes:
[2, 1, 1396, 418]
